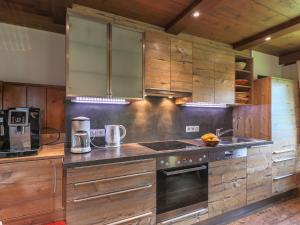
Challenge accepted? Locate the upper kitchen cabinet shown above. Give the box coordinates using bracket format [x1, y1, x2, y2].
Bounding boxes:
[170, 39, 193, 93]
[145, 31, 171, 91]
[192, 44, 215, 103]
[67, 14, 108, 97]
[214, 52, 235, 104]
[111, 26, 144, 98]
[192, 43, 235, 104]
[67, 13, 144, 99]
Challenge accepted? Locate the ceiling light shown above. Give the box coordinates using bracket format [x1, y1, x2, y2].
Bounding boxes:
[192, 11, 200, 18]
[265, 36, 271, 41]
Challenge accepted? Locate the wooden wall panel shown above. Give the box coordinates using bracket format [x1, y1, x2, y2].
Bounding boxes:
[3, 84, 27, 109]
[46, 88, 65, 132]
[27, 86, 47, 130]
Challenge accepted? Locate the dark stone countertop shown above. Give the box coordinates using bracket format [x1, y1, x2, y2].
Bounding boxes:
[63, 138, 273, 168]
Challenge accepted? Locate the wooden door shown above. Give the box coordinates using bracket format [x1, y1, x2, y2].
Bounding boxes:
[192, 45, 215, 103]
[27, 86, 47, 130]
[214, 52, 235, 104]
[170, 39, 193, 92]
[0, 159, 55, 222]
[3, 83, 26, 109]
[145, 31, 171, 91]
[46, 87, 65, 132]
[208, 157, 246, 218]
[247, 145, 272, 204]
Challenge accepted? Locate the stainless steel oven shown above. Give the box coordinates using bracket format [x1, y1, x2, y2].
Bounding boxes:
[156, 151, 209, 223]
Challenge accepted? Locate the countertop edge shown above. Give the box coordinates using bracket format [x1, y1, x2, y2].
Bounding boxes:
[63, 140, 273, 168]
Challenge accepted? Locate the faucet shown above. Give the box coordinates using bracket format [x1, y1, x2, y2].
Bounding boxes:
[216, 128, 233, 137]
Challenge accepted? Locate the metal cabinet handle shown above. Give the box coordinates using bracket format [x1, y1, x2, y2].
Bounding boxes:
[73, 185, 152, 203]
[146, 87, 170, 91]
[250, 144, 271, 148]
[163, 165, 207, 176]
[72, 158, 154, 169]
[273, 157, 296, 163]
[52, 162, 57, 194]
[74, 171, 153, 187]
[272, 149, 295, 154]
[161, 208, 208, 224]
[104, 212, 152, 225]
[273, 173, 295, 181]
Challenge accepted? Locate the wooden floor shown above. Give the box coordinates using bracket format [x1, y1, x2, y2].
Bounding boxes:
[226, 196, 300, 225]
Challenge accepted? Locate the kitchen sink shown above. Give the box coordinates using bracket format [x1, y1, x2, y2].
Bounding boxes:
[219, 137, 254, 145]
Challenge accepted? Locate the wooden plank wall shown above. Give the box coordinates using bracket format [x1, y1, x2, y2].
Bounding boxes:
[1, 82, 65, 136]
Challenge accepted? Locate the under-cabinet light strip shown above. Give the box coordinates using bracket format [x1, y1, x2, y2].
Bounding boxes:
[71, 97, 130, 105]
[182, 102, 228, 108]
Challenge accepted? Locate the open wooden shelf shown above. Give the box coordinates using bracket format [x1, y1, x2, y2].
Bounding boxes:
[236, 69, 252, 74]
[235, 56, 254, 105]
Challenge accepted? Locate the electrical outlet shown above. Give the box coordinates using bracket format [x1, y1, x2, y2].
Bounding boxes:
[91, 129, 105, 137]
[186, 126, 200, 133]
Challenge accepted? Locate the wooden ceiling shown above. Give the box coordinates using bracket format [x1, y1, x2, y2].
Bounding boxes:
[1, 0, 300, 63]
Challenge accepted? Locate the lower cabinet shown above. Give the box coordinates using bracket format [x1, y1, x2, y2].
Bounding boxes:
[246, 145, 272, 204]
[208, 157, 247, 218]
[0, 158, 63, 224]
[272, 144, 297, 195]
[65, 159, 156, 225]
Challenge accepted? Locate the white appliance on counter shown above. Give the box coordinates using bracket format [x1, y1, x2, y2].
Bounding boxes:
[71, 117, 91, 153]
[105, 125, 126, 148]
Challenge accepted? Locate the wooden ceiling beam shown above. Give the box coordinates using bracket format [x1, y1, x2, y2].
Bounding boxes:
[279, 50, 300, 65]
[0, 1, 65, 34]
[165, 0, 225, 35]
[51, 0, 67, 24]
[233, 16, 300, 51]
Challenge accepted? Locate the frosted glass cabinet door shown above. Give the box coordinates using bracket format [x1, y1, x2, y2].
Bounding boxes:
[67, 15, 108, 97]
[111, 26, 143, 98]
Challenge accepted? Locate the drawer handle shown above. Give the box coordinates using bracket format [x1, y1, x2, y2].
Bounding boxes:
[72, 158, 154, 169]
[73, 184, 152, 203]
[104, 212, 152, 225]
[273, 157, 296, 163]
[273, 173, 295, 181]
[272, 149, 295, 154]
[250, 144, 271, 148]
[161, 208, 208, 224]
[74, 171, 153, 186]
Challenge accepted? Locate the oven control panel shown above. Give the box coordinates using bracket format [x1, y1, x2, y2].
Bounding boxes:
[157, 151, 209, 170]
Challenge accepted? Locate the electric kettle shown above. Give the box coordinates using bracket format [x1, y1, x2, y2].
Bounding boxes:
[105, 125, 126, 147]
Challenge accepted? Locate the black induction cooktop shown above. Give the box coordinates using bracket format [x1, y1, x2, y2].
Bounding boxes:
[139, 141, 198, 151]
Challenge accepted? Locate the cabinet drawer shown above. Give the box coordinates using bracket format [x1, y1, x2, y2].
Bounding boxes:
[67, 171, 155, 201]
[104, 212, 155, 225]
[67, 159, 155, 184]
[272, 158, 296, 177]
[272, 174, 297, 195]
[66, 184, 155, 225]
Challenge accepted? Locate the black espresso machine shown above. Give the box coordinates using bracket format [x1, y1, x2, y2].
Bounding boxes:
[0, 107, 40, 157]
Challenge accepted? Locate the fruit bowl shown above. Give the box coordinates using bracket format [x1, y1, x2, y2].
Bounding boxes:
[201, 133, 220, 147]
[203, 140, 220, 147]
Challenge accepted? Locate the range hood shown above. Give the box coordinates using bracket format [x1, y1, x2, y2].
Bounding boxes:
[145, 88, 192, 98]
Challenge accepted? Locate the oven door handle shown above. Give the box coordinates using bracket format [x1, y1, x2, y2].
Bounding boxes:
[163, 165, 207, 176]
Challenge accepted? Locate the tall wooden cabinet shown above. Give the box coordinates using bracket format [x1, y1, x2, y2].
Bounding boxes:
[234, 77, 299, 195]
